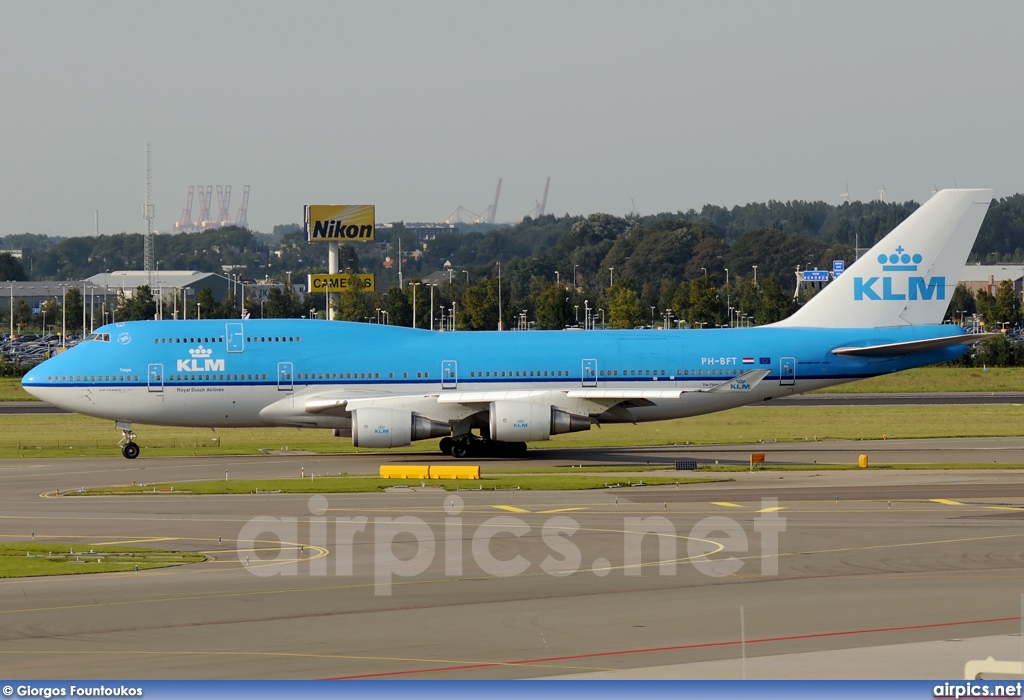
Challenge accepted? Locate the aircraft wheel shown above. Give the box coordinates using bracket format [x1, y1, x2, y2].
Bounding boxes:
[122, 442, 140, 460]
[512, 442, 528, 457]
[451, 439, 471, 459]
[439, 436, 454, 456]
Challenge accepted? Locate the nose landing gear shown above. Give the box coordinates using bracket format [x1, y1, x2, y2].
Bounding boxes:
[118, 427, 140, 459]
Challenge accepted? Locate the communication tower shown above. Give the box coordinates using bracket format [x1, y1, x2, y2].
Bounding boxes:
[143, 143, 155, 284]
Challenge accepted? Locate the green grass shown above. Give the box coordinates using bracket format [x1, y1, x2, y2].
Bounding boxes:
[0, 542, 206, 578]
[698, 463, 1024, 472]
[812, 366, 1024, 393]
[0, 377, 35, 401]
[6, 403, 1024, 459]
[78, 474, 716, 496]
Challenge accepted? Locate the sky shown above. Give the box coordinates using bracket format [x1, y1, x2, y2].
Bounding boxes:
[2, 0, 1024, 237]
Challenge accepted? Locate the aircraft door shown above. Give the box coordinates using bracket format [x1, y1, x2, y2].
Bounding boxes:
[147, 363, 164, 393]
[225, 323, 245, 353]
[441, 360, 458, 390]
[780, 357, 796, 386]
[277, 362, 294, 391]
[582, 358, 598, 387]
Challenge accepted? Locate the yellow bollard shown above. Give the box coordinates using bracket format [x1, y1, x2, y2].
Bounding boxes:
[858, 454, 868, 468]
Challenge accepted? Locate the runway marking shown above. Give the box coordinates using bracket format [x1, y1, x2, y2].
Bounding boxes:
[492, 506, 531, 513]
[755, 506, 786, 513]
[931, 498, 964, 506]
[986, 506, 1024, 511]
[711, 502, 743, 508]
[324, 614, 1022, 679]
[536, 507, 587, 514]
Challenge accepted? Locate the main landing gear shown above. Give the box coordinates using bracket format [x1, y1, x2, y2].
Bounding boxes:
[439, 435, 527, 459]
[118, 427, 140, 459]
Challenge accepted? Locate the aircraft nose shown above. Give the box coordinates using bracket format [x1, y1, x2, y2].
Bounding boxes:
[21, 363, 48, 399]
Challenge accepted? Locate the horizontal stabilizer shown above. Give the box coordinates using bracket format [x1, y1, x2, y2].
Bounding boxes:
[832, 333, 1001, 358]
[706, 368, 771, 393]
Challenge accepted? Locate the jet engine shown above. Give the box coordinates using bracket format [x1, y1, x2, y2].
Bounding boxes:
[488, 401, 591, 443]
[351, 408, 450, 448]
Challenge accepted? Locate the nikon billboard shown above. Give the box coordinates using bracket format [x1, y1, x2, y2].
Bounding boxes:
[305, 205, 375, 242]
[307, 273, 375, 293]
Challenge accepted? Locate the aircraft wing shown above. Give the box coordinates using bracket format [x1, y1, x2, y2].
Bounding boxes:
[299, 369, 770, 418]
[831, 333, 1001, 358]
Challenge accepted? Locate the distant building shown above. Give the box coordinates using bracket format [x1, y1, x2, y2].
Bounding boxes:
[958, 265, 1024, 296]
[0, 249, 23, 259]
[1, 280, 113, 314]
[86, 271, 232, 305]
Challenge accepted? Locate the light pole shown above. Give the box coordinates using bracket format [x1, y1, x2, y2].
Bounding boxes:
[724, 268, 729, 286]
[701, 267, 707, 278]
[752, 265, 758, 285]
[555, 270, 560, 285]
[650, 306, 655, 328]
[430, 284, 436, 331]
[411, 282, 421, 329]
[572, 264, 578, 287]
[463, 270, 469, 286]
[609, 267, 615, 286]
[599, 308, 605, 329]
[61, 285, 66, 347]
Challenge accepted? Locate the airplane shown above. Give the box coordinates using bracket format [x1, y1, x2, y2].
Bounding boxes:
[22, 189, 997, 460]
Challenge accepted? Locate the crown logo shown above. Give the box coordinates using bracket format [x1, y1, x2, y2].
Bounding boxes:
[189, 345, 213, 358]
[877, 246, 923, 272]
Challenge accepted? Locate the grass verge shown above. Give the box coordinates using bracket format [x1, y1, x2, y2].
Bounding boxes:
[6, 403, 1024, 459]
[77, 474, 723, 495]
[0, 543, 206, 578]
[811, 366, 1024, 393]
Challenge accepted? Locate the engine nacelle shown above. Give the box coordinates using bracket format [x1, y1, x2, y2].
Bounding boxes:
[488, 401, 591, 443]
[351, 408, 450, 448]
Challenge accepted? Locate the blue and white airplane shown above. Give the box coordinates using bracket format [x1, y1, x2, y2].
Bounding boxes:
[22, 189, 996, 459]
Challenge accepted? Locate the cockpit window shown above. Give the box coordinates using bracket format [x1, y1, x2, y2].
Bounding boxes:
[85, 333, 111, 342]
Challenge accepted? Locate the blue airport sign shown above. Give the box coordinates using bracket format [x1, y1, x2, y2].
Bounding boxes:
[803, 270, 830, 283]
[833, 259, 845, 277]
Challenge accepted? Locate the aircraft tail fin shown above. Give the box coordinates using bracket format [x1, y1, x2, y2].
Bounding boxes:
[772, 188, 993, 328]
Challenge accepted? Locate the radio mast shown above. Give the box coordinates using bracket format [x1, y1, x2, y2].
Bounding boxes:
[143, 143, 155, 285]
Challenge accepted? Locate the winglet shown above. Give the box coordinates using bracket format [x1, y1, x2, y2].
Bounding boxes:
[772, 189, 994, 328]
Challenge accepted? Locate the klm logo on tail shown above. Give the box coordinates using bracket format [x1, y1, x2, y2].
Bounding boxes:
[854, 247, 944, 301]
